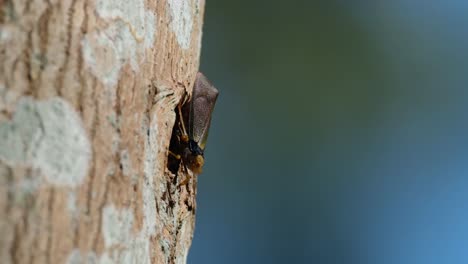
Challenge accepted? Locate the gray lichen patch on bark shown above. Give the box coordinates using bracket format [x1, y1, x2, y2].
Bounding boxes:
[0, 96, 91, 187]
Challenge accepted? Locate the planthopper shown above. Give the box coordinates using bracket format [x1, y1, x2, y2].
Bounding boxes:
[168, 72, 219, 181]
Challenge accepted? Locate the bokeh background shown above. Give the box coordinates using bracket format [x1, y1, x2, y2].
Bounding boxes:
[190, 1, 468, 263]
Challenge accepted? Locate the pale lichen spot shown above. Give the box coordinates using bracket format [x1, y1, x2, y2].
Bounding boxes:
[81, 23, 136, 87]
[65, 249, 82, 264]
[101, 205, 152, 264]
[102, 205, 134, 248]
[0, 97, 91, 187]
[99, 253, 114, 264]
[68, 192, 79, 228]
[95, 0, 156, 49]
[97, 0, 145, 41]
[0, 25, 12, 44]
[82, 0, 156, 87]
[168, 0, 194, 49]
[66, 250, 111, 264]
[144, 11, 156, 49]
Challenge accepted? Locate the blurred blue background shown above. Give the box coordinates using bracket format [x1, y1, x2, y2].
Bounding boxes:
[190, 1, 468, 263]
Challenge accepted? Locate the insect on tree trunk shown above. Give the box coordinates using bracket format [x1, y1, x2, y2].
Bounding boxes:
[0, 0, 206, 263]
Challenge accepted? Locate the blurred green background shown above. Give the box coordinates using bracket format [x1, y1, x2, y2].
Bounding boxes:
[190, 1, 468, 263]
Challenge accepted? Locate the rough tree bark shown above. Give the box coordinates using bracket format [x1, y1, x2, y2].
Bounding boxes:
[0, 0, 205, 263]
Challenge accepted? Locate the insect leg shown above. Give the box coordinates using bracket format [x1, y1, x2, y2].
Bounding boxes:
[168, 150, 181, 160]
[177, 104, 189, 143]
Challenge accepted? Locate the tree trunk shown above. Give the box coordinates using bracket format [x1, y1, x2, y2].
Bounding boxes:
[0, 0, 205, 263]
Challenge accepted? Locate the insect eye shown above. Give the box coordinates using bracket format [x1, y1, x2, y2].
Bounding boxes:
[188, 140, 204, 156]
